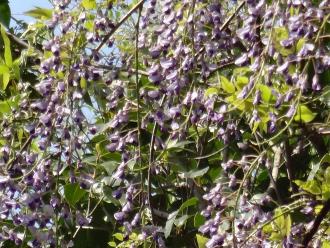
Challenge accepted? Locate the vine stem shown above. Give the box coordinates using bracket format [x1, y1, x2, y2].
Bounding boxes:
[303, 200, 330, 246]
[232, 154, 264, 248]
[135, 1, 143, 203]
[147, 123, 157, 225]
[241, 199, 306, 246]
[147, 95, 166, 224]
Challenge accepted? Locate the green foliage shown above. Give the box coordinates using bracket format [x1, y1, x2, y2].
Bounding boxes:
[81, 0, 97, 9]
[24, 7, 53, 20]
[294, 105, 317, 123]
[263, 208, 292, 242]
[0, 0, 10, 27]
[64, 183, 87, 207]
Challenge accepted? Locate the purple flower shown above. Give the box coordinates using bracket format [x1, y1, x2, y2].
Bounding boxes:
[312, 74, 321, 91]
[35, 79, 52, 96]
[286, 105, 296, 118]
[149, 46, 162, 59]
[131, 213, 140, 227]
[276, 61, 289, 74]
[40, 114, 52, 127]
[148, 90, 160, 99]
[114, 212, 126, 222]
[253, 90, 261, 105]
[168, 106, 181, 118]
[235, 53, 249, 66]
[160, 58, 175, 69]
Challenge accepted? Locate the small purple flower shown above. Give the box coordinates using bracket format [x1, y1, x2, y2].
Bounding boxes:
[148, 90, 160, 99]
[131, 213, 140, 227]
[160, 58, 175, 69]
[112, 189, 122, 199]
[286, 105, 296, 118]
[253, 90, 261, 105]
[40, 114, 52, 127]
[235, 53, 249, 66]
[114, 211, 126, 222]
[312, 74, 321, 91]
[276, 61, 289, 74]
[35, 79, 52, 96]
[237, 86, 248, 99]
[149, 46, 162, 59]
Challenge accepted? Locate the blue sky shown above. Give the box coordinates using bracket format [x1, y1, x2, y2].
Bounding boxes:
[9, 0, 52, 23]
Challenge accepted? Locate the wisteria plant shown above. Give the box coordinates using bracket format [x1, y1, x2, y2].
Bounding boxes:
[0, 0, 330, 247]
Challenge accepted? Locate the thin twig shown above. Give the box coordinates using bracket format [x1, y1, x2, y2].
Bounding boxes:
[135, 4, 143, 203]
[6, 31, 42, 54]
[147, 122, 157, 225]
[95, 0, 145, 52]
[283, 140, 298, 194]
[147, 95, 166, 224]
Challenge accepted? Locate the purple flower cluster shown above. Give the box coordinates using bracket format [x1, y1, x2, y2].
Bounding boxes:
[1, 0, 329, 247]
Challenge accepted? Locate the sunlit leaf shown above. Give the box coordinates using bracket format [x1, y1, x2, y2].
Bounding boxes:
[294, 105, 316, 123]
[81, 0, 97, 9]
[294, 179, 321, 195]
[219, 74, 235, 93]
[196, 234, 209, 248]
[2, 71, 9, 90]
[204, 87, 218, 97]
[24, 7, 52, 20]
[1, 24, 12, 67]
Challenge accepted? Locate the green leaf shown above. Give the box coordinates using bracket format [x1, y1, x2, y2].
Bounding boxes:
[108, 241, 117, 247]
[2, 71, 9, 90]
[1, 24, 12, 67]
[257, 84, 272, 102]
[64, 183, 86, 206]
[17, 128, 23, 144]
[24, 7, 52, 20]
[101, 160, 119, 175]
[12, 59, 20, 80]
[325, 167, 330, 186]
[219, 74, 235, 93]
[204, 87, 218, 97]
[181, 167, 209, 179]
[294, 105, 316, 123]
[196, 234, 209, 248]
[264, 208, 291, 241]
[0, 100, 10, 115]
[80, 77, 87, 89]
[0, 1, 10, 28]
[309, 154, 330, 180]
[296, 38, 306, 52]
[323, 240, 330, 248]
[322, 183, 330, 200]
[179, 197, 198, 210]
[164, 210, 179, 238]
[194, 213, 205, 228]
[167, 140, 193, 150]
[273, 27, 294, 56]
[113, 233, 123, 241]
[174, 214, 189, 227]
[236, 76, 249, 89]
[294, 179, 321, 195]
[164, 198, 198, 238]
[81, 0, 97, 9]
[322, 167, 330, 200]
